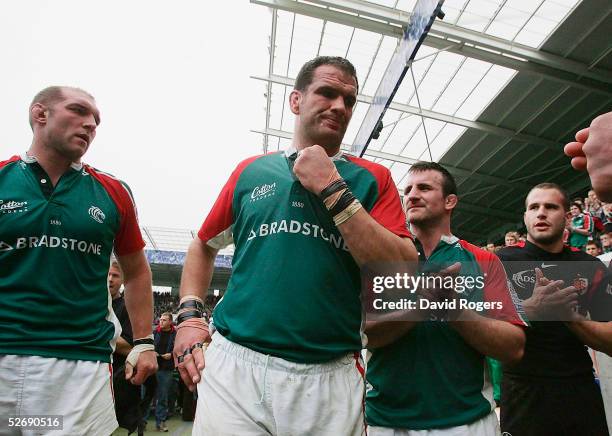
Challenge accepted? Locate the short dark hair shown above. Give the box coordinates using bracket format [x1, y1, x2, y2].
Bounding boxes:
[408, 161, 457, 197]
[294, 56, 358, 92]
[571, 201, 583, 212]
[527, 183, 570, 211]
[160, 312, 173, 320]
[29, 86, 94, 129]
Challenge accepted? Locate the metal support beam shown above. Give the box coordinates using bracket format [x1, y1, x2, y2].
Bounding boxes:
[251, 0, 612, 96]
[263, 10, 278, 153]
[142, 227, 158, 250]
[252, 74, 561, 150]
[252, 127, 533, 192]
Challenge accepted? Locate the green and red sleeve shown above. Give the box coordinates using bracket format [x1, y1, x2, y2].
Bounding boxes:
[345, 155, 412, 239]
[86, 165, 145, 255]
[198, 155, 264, 245]
[460, 240, 527, 326]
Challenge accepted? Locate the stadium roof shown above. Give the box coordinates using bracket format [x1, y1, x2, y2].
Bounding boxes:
[250, 0, 612, 244]
[142, 0, 611, 260]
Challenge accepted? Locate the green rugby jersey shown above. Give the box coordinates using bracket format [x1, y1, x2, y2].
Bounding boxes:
[0, 154, 145, 363]
[198, 148, 410, 363]
[366, 236, 526, 430]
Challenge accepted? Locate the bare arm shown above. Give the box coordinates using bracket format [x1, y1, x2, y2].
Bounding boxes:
[337, 208, 416, 266]
[180, 238, 218, 299]
[115, 336, 132, 357]
[175, 238, 217, 391]
[566, 321, 612, 356]
[118, 250, 153, 340]
[570, 226, 590, 236]
[117, 249, 157, 384]
[450, 312, 525, 364]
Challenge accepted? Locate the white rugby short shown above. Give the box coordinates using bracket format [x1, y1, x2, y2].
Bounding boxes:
[0, 354, 117, 436]
[193, 332, 367, 435]
[368, 411, 500, 436]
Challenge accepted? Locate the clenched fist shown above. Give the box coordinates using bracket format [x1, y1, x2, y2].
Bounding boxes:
[293, 145, 341, 194]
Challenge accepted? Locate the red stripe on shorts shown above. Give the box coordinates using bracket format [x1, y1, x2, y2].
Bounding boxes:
[354, 352, 368, 435]
[109, 363, 115, 403]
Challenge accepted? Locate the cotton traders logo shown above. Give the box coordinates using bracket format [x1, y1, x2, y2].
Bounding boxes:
[88, 206, 106, 223]
[250, 182, 276, 202]
[0, 199, 28, 214]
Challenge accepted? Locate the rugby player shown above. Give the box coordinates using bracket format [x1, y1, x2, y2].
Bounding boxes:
[173, 56, 417, 434]
[498, 183, 612, 435]
[365, 162, 526, 436]
[0, 86, 156, 434]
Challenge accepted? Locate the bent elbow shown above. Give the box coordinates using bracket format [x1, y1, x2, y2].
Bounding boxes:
[502, 336, 525, 365]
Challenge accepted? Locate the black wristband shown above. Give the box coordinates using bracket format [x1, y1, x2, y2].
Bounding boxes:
[328, 189, 356, 217]
[319, 179, 347, 200]
[133, 338, 154, 346]
[179, 299, 204, 312]
[177, 310, 203, 325]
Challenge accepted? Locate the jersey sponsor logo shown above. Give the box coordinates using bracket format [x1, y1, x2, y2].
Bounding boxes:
[250, 182, 276, 202]
[512, 264, 557, 289]
[0, 241, 14, 251]
[512, 269, 535, 289]
[4, 235, 103, 255]
[88, 206, 106, 223]
[0, 199, 28, 214]
[247, 219, 349, 251]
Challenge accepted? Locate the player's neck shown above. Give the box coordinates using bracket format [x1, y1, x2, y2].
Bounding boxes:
[412, 223, 452, 258]
[27, 142, 74, 186]
[291, 137, 340, 157]
[527, 235, 564, 253]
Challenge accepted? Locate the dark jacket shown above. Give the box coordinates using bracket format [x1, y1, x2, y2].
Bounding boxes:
[153, 324, 176, 370]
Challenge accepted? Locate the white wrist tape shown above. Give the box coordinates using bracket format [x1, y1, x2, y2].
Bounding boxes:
[126, 343, 155, 367]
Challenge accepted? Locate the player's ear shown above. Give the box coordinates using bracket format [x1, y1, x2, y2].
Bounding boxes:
[31, 103, 48, 126]
[445, 194, 458, 211]
[289, 90, 302, 115]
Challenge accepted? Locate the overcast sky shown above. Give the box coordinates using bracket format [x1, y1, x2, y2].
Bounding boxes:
[0, 1, 271, 229]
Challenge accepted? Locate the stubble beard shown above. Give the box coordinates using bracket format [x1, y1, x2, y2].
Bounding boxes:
[528, 224, 564, 246]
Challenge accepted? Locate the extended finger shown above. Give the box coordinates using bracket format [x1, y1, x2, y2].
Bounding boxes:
[182, 351, 202, 387]
[535, 268, 543, 284]
[125, 363, 134, 380]
[191, 344, 206, 371]
[131, 366, 146, 385]
[575, 127, 589, 143]
[543, 279, 564, 291]
[564, 141, 585, 157]
[176, 360, 195, 391]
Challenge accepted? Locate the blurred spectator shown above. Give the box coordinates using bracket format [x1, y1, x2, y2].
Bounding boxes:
[586, 190, 605, 220]
[505, 232, 518, 247]
[586, 242, 602, 257]
[486, 242, 496, 253]
[604, 203, 612, 233]
[601, 232, 612, 254]
[568, 202, 593, 251]
[152, 312, 176, 432]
